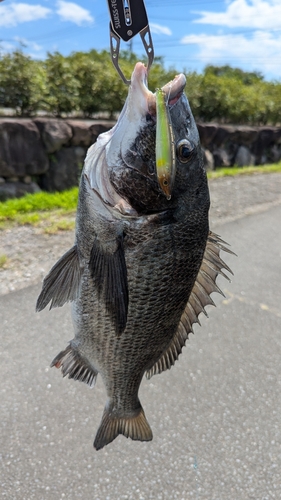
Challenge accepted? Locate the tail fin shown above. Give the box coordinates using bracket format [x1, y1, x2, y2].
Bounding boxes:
[94, 404, 153, 450]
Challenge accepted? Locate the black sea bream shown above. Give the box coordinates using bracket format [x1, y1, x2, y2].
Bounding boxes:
[37, 62, 233, 450]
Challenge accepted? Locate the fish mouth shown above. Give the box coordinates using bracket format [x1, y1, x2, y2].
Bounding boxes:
[105, 63, 187, 211]
[129, 63, 186, 200]
[130, 62, 186, 116]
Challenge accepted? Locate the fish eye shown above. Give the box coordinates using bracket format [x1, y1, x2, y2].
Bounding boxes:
[176, 139, 194, 163]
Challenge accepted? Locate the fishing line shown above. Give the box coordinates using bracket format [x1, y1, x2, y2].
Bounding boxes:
[166, 82, 172, 105]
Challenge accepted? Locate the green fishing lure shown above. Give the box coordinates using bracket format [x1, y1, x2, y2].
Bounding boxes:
[155, 88, 176, 199]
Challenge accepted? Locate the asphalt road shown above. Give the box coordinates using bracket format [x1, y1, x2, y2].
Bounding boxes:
[1, 204, 281, 500]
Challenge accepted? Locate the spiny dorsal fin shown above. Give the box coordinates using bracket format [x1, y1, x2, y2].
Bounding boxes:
[89, 234, 128, 336]
[146, 231, 235, 380]
[36, 245, 82, 312]
[51, 344, 98, 388]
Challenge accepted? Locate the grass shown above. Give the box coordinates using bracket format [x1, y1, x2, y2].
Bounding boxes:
[207, 162, 281, 179]
[0, 188, 78, 231]
[0, 254, 7, 268]
[0, 187, 78, 219]
[0, 163, 280, 231]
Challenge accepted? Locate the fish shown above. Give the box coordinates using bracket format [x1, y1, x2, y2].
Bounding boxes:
[36, 62, 233, 451]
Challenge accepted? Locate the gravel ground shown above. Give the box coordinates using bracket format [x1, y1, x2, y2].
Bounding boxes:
[1, 172, 281, 297]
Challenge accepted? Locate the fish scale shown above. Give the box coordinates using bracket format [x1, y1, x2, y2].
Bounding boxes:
[36, 62, 233, 450]
[76, 220, 195, 383]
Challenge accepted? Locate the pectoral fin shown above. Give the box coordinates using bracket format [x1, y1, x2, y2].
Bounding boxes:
[89, 234, 128, 335]
[36, 245, 82, 312]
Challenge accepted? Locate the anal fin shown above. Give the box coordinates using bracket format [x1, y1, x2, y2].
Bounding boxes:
[146, 231, 235, 379]
[51, 345, 97, 388]
[36, 245, 82, 312]
[94, 403, 152, 450]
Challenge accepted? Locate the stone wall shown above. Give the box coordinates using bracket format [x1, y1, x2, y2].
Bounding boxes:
[0, 118, 281, 200]
[0, 118, 114, 201]
[198, 123, 281, 170]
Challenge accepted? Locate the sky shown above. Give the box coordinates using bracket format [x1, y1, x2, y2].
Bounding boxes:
[0, 0, 281, 81]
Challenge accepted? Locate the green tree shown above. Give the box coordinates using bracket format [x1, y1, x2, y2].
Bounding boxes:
[69, 50, 128, 118]
[1, 49, 281, 125]
[185, 72, 204, 119]
[70, 51, 103, 117]
[263, 81, 281, 125]
[192, 69, 280, 125]
[148, 62, 176, 92]
[44, 52, 79, 116]
[204, 65, 264, 85]
[0, 51, 45, 116]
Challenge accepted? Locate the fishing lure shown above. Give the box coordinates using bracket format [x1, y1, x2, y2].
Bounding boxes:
[155, 88, 176, 199]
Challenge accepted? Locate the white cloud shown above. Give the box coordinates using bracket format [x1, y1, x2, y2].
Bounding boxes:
[181, 31, 281, 77]
[0, 2, 51, 27]
[0, 41, 15, 52]
[194, 0, 281, 30]
[150, 23, 172, 36]
[56, 1, 93, 25]
[14, 37, 42, 52]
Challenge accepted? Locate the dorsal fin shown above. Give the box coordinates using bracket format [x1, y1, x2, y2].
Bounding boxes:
[146, 231, 235, 380]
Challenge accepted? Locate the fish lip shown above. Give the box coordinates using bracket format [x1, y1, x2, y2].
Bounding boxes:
[130, 62, 186, 115]
[131, 62, 149, 91]
[130, 62, 154, 114]
[150, 76, 186, 116]
[161, 73, 186, 105]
